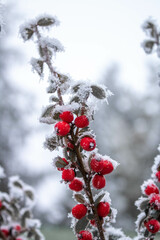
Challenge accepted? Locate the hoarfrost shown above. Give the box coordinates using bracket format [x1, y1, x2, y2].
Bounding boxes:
[39, 36, 64, 53]
[26, 218, 41, 228]
[141, 179, 157, 195]
[135, 196, 148, 210]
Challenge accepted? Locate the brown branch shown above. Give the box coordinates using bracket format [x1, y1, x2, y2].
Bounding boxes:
[71, 130, 105, 240]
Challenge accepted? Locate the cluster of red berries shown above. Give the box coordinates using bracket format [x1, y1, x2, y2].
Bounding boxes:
[72, 201, 110, 239]
[144, 183, 159, 196]
[0, 225, 22, 239]
[54, 111, 96, 151]
[91, 157, 114, 189]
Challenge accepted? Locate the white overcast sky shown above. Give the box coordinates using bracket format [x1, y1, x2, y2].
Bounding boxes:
[4, 0, 160, 211]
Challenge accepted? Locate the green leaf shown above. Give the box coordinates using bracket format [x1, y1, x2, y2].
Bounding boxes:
[72, 84, 81, 93]
[22, 28, 34, 41]
[55, 157, 68, 168]
[75, 216, 89, 233]
[44, 136, 57, 151]
[41, 105, 54, 118]
[87, 214, 94, 220]
[94, 193, 105, 207]
[50, 96, 59, 102]
[75, 171, 83, 178]
[69, 151, 76, 162]
[25, 190, 34, 201]
[13, 181, 23, 189]
[91, 85, 106, 99]
[139, 199, 149, 211]
[74, 194, 85, 204]
[70, 96, 80, 103]
[21, 210, 31, 227]
[37, 17, 55, 26]
[52, 111, 61, 120]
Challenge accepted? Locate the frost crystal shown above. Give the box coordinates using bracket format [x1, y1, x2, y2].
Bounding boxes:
[39, 36, 64, 53]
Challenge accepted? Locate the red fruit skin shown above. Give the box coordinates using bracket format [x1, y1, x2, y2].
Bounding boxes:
[100, 160, 114, 175]
[90, 158, 104, 172]
[72, 204, 87, 219]
[75, 115, 89, 128]
[90, 219, 97, 227]
[59, 111, 74, 123]
[145, 219, 160, 233]
[69, 178, 83, 192]
[14, 225, 21, 231]
[0, 200, 2, 208]
[97, 202, 110, 218]
[80, 137, 96, 151]
[149, 194, 160, 209]
[78, 230, 93, 240]
[57, 158, 69, 171]
[67, 142, 74, 150]
[156, 171, 160, 182]
[145, 184, 159, 196]
[54, 122, 70, 136]
[1, 229, 9, 237]
[92, 174, 106, 189]
[62, 169, 75, 182]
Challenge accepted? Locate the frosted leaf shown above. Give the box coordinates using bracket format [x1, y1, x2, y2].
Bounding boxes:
[0, 165, 5, 179]
[141, 17, 157, 37]
[141, 39, 155, 54]
[26, 218, 41, 228]
[30, 58, 44, 77]
[36, 14, 60, 27]
[39, 36, 64, 53]
[151, 154, 160, 180]
[19, 20, 36, 41]
[135, 196, 149, 211]
[0, 192, 10, 202]
[8, 176, 24, 199]
[104, 226, 125, 239]
[40, 105, 56, 124]
[135, 212, 146, 232]
[94, 190, 111, 204]
[44, 133, 58, 151]
[54, 102, 79, 113]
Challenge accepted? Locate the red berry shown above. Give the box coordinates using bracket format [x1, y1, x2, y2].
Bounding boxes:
[90, 219, 97, 227]
[1, 228, 9, 237]
[78, 230, 93, 240]
[90, 157, 104, 172]
[97, 202, 110, 218]
[14, 225, 21, 231]
[67, 142, 74, 149]
[100, 160, 114, 175]
[59, 111, 74, 123]
[0, 200, 2, 208]
[54, 121, 70, 136]
[80, 137, 96, 151]
[75, 115, 89, 128]
[145, 184, 159, 196]
[145, 219, 160, 233]
[16, 238, 22, 240]
[72, 204, 87, 219]
[149, 194, 160, 209]
[57, 158, 69, 171]
[69, 178, 83, 192]
[156, 171, 160, 182]
[62, 169, 75, 182]
[92, 174, 106, 189]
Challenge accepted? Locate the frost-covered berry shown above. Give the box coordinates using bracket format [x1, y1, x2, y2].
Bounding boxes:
[59, 111, 74, 123]
[156, 171, 160, 182]
[78, 230, 93, 240]
[67, 142, 74, 149]
[69, 178, 83, 192]
[149, 194, 160, 209]
[80, 137, 96, 151]
[75, 115, 89, 128]
[62, 169, 75, 182]
[144, 184, 159, 196]
[92, 174, 106, 189]
[14, 225, 21, 232]
[54, 121, 70, 136]
[90, 157, 104, 172]
[145, 219, 160, 233]
[1, 228, 9, 237]
[72, 204, 87, 219]
[0, 200, 2, 208]
[97, 202, 110, 218]
[100, 160, 114, 175]
[57, 158, 69, 171]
